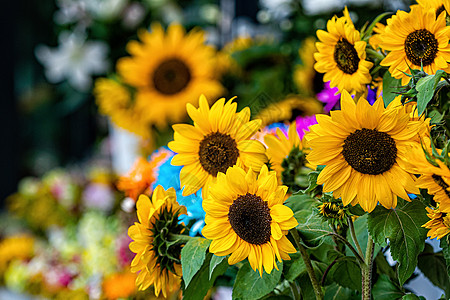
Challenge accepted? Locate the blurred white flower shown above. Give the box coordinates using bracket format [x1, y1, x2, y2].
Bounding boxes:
[54, 0, 128, 24]
[35, 31, 109, 91]
[83, 0, 128, 21]
[122, 2, 146, 29]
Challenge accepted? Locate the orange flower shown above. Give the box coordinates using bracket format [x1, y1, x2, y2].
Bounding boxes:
[103, 271, 137, 300]
[117, 157, 154, 201]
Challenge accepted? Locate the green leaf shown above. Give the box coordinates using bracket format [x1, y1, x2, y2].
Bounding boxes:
[209, 254, 226, 280]
[367, 199, 428, 285]
[183, 253, 228, 300]
[232, 260, 283, 300]
[283, 253, 306, 282]
[328, 257, 362, 291]
[347, 215, 382, 258]
[418, 243, 450, 296]
[181, 238, 211, 287]
[284, 192, 318, 214]
[361, 12, 392, 40]
[372, 274, 404, 299]
[383, 70, 402, 106]
[295, 209, 334, 248]
[324, 283, 359, 300]
[416, 70, 446, 116]
[402, 294, 425, 300]
[440, 237, 450, 276]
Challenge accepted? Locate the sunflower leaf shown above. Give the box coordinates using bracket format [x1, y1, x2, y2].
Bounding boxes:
[209, 254, 226, 280]
[402, 294, 425, 300]
[328, 257, 362, 291]
[181, 237, 211, 287]
[372, 274, 404, 299]
[382, 70, 402, 106]
[367, 198, 428, 285]
[183, 252, 229, 300]
[295, 208, 334, 248]
[324, 283, 359, 300]
[416, 70, 446, 116]
[440, 237, 450, 277]
[283, 253, 306, 282]
[232, 260, 283, 300]
[417, 243, 450, 297]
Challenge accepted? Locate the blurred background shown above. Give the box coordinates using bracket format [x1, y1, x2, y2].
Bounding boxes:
[5, 0, 440, 299]
[2, 0, 412, 204]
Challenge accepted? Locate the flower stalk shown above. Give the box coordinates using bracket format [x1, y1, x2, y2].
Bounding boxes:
[290, 229, 324, 300]
[361, 236, 375, 300]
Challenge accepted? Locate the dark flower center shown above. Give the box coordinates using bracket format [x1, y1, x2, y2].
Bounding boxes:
[432, 174, 450, 199]
[152, 58, 191, 95]
[404, 29, 438, 67]
[342, 128, 397, 175]
[228, 193, 272, 245]
[198, 132, 239, 176]
[334, 38, 360, 74]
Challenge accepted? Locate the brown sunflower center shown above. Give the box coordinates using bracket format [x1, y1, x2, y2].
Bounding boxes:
[432, 174, 450, 198]
[342, 128, 397, 175]
[228, 193, 272, 245]
[333, 38, 360, 74]
[198, 132, 239, 176]
[404, 29, 438, 67]
[152, 58, 191, 95]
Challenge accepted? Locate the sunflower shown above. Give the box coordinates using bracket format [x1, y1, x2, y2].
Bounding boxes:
[94, 78, 150, 138]
[379, 5, 450, 85]
[405, 144, 450, 212]
[314, 8, 373, 94]
[117, 23, 223, 129]
[117, 157, 154, 201]
[368, 22, 386, 51]
[305, 91, 423, 212]
[168, 95, 268, 198]
[416, 0, 450, 18]
[202, 165, 298, 276]
[256, 95, 323, 127]
[423, 205, 450, 239]
[294, 37, 318, 95]
[264, 121, 315, 188]
[128, 185, 187, 297]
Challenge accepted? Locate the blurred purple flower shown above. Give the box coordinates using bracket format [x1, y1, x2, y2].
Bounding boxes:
[82, 183, 115, 212]
[295, 115, 317, 140]
[317, 81, 340, 112]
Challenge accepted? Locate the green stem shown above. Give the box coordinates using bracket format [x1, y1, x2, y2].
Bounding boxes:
[348, 216, 364, 258]
[366, 48, 385, 61]
[361, 236, 375, 300]
[168, 233, 193, 244]
[289, 280, 301, 300]
[290, 229, 324, 300]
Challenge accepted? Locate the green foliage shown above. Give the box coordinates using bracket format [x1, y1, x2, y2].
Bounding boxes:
[232, 261, 283, 300]
[372, 274, 404, 299]
[382, 71, 402, 106]
[283, 253, 306, 282]
[324, 283, 359, 300]
[181, 237, 211, 287]
[416, 70, 446, 116]
[183, 252, 229, 300]
[418, 243, 450, 297]
[440, 237, 450, 276]
[402, 294, 425, 300]
[328, 257, 362, 291]
[367, 199, 428, 285]
[209, 255, 226, 280]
